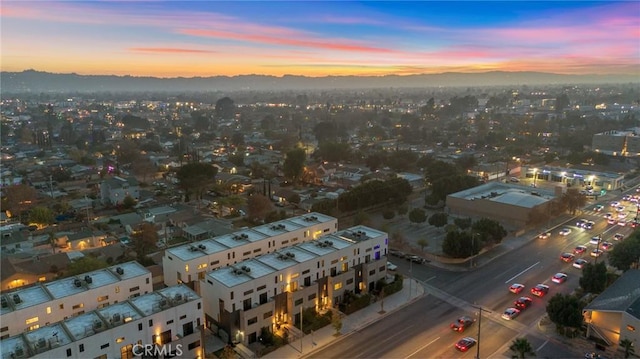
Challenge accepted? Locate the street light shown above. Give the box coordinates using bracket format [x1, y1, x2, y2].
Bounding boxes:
[472, 304, 491, 359]
[533, 168, 538, 187]
[470, 233, 480, 268]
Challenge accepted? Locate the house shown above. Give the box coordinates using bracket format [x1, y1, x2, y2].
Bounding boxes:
[0, 252, 71, 290]
[57, 230, 108, 251]
[99, 176, 140, 205]
[583, 269, 640, 351]
[180, 218, 235, 242]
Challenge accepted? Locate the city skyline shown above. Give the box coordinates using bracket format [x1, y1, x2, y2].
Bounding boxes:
[1, 1, 639, 78]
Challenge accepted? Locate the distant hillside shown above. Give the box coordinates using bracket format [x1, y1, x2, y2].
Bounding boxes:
[0, 69, 633, 93]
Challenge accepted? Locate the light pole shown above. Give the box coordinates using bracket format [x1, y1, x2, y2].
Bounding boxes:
[472, 304, 491, 359]
[595, 234, 602, 264]
[533, 168, 538, 187]
[470, 233, 480, 268]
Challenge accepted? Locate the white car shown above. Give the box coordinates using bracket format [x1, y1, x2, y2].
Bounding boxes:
[501, 307, 521, 320]
[552, 272, 568, 284]
[386, 262, 398, 271]
[559, 228, 572, 236]
[613, 233, 624, 241]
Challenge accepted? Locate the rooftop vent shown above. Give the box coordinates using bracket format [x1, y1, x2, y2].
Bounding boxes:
[84, 275, 92, 284]
[159, 298, 168, 308]
[174, 293, 183, 302]
[36, 338, 46, 349]
[1, 297, 8, 308]
[14, 345, 24, 357]
[92, 319, 103, 330]
[198, 244, 206, 250]
[189, 245, 198, 251]
[112, 313, 121, 323]
[286, 252, 295, 258]
[241, 265, 251, 273]
[241, 233, 249, 239]
[116, 267, 124, 275]
[74, 278, 82, 287]
[12, 294, 21, 304]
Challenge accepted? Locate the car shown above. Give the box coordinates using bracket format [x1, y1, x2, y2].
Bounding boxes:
[616, 205, 626, 212]
[594, 204, 604, 211]
[514, 296, 532, 310]
[574, 245, 588, 254]
[607, 218, 617, 225]
[502, 307, 521, 320]
[618, 219, 628, 226]
[559, 228, 572, 236]
[590, 236, 601, 245]
[538, 231, 551, 239]
[576, 219, 587, 228]
[618, 211, 628, 219]
[509, 283, 525, 294]
[601, 242, 613, 250]
[531, 284, 550, 297]
[611, 201, 620, 207]
[604, 212, 613, 219]
[450, 316, 476, 332]
[591, 248, 604, 257]
[509, 177, 520, 182]
[407, 255, 424, 264]
[561, 252, 575, 263]
[552, 272, 568, 284]
[574, 258, 589, 269]
[386, 262, 398, 271]
[613, 233, 624, 241]
[455, 337, 477, 352]
[583, 221, 595, 230]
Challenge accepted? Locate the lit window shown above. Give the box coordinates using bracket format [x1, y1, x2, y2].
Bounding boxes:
[46, 307, 51, 314]
[116, 337, 125, 343]
[334, 282, 342, 290]
[25, 317, 39, 325]
[627, 325, 636, 332]
[185, 265, 189, 272]
[115, 286, 120, 293]
[39, 277, 46, 282]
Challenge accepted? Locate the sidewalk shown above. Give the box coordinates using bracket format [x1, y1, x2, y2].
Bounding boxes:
[263, 278, 425, 359]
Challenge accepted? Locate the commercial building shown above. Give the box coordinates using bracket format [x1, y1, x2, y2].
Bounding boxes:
[162, 213, 338, 292]
[521, 165, 625, 192]
[0, 261, 152, 338]
[201, 225, 388, 346]
[446, 182, 555, 228]
[0, 284, 202, 359]
[592, 128, 640, 157]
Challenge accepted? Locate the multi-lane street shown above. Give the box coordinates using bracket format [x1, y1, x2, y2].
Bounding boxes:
[310, 190, 639, 358]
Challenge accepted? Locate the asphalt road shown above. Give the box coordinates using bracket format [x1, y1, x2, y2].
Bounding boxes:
[309, 191, 637, 359]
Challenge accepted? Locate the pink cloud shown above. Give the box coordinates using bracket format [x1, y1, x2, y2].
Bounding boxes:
[128, 47, 216, 54]
[179, 28, 397, 54]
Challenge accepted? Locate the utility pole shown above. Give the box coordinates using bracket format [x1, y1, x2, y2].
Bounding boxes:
[472, 304, 491, 359]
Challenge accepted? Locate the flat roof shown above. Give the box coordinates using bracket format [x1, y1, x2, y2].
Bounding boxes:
[448, 182, 552, 208]
[336, 225, 386, 243]
[285, 212, 336, 227]
[251, 218, 305, 237]
[96, 301, 143, 328]
[1, 286, 50, 314]
[24, 322, 72, 355]
[0, 335, 28, 358]
[209, 259, 276, 288]
[63, 311, 104, 341]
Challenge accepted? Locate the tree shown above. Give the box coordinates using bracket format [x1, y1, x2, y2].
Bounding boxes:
[65, 256, 108, 277]
[122, 195, 137, 210]
[382, 210, 395, 220]
[176, 162, 217, 203]
[561, 188, 587, 215]
[397, 204, 408, 217]
[609, 234, 640, 271]
[620, 338, 635, 358]
[28, 206, 54, 227]
[472, 218, 507, 244]
[331, 310, 342, 336]
[546, 293, 584, 331]
[132, 157, 156, 183]
[132, 222, 158, 255]
[416, 238, 428, 252]
[247, 194, 273, 221]
[408, 208, 427, 225]
[509, 337, 536, 359]
[219, 345, 236, 359]
[579, 262, 608, 294]
[282, 148, 306, 183]
[442, 231, 474, 258]
[428, 212, 448, 228]
[215, 97, 235, 120]
[2, 183, 37, 221]
[454, 217, 472, 230]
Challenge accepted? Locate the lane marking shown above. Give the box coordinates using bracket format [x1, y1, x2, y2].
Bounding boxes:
[536, 339, 549, 352]
[425, 276, 436, 282]
[379, 325, 414, 344]
[404, 336, 440, 359]
[505, 261, 540, 284]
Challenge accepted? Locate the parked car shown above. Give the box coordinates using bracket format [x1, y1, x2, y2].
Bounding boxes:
[386, 262, 398, 271]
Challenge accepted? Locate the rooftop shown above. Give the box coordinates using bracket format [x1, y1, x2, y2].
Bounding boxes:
[448, 182, 552, 208]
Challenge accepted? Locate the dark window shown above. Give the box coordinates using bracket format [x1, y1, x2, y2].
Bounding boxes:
[183, 322, 194, 336]
[302, 269, 310, 274]
[294, 298, 303, 306]
[210, 260, 219, 266]
[129, 286, 139, 292]
[197, 302, 201, 310]
[257, 285, 266, 291]
[248, 317, 257, 325]
[166, 320, 174, 325]
[149, 319, 153, 327]
[180, 315, 186, 320]
[243, 251, 250, 256]
[138, 323, 143, 331]
[66, 348, 72, 357]
[244, 289, 254, 296]
[0, 327, 7, 332]
[263, 311, 272, 319]
[304, 277, 311, 287]
[308, 293, 316, 301]
[259, 292, 268, 305]
[79, 344, 84, 352]
[100, 343, 109, 349]
[188, 340, 200, 350]
[369, 270, 375, 275]
[243, 298, 252, 311]
[346, 278, 353, 285]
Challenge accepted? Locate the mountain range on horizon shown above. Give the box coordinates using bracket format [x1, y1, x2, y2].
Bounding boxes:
[0, 69, 636, 93]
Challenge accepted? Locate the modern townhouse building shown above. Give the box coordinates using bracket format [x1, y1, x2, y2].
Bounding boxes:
[162, 213, 338, 293]
[201, 225, 388, 346]
[0, 284, 203, 359]
[0, 261, 152, 338]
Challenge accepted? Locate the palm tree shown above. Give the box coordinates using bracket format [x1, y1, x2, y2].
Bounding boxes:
[620, 338, 635, 358]
[509, 337, 536, 359]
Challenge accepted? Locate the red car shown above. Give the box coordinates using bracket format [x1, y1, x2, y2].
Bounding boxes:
[514, 296, 533, 310]
[560, 252, 575, 263]
[531, 284, 550, 297]
[509, 283, 525, 294]
[574, 245, 587, 254]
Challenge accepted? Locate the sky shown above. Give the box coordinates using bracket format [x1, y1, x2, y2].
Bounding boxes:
[1, 1, 639, 78]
